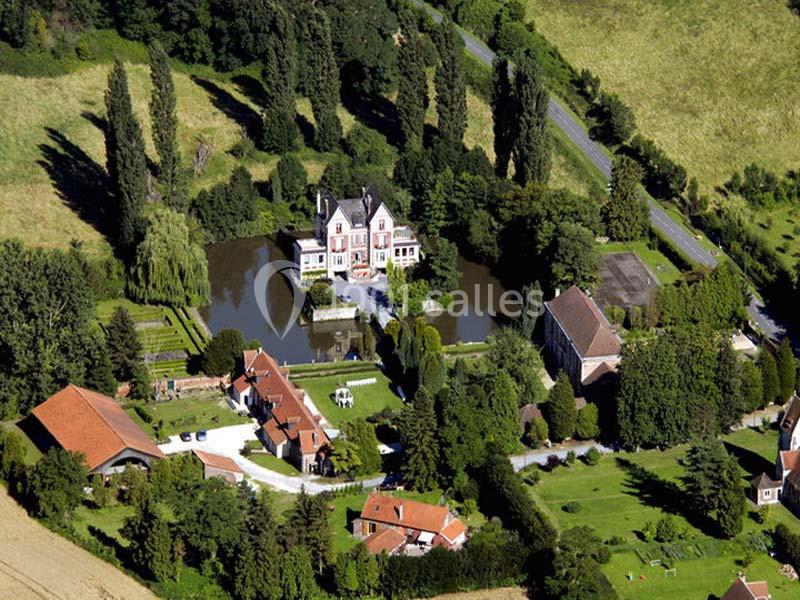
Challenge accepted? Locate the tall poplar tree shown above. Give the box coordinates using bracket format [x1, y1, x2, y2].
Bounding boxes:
[396, 18, 428, 148]
[605, 155, 648, 241]
[261, 2, 299, 152]
[148, 41, 186, 211]
[777, 337, 796, 402]
[715, 339, 743, 432]
[545, 372, 577, 442]
[308, 8, 341, 151]
[434, 17, 466, 146]
[492, 56, 515, 177]
[105, 59, 147, 252]
[512, 51, 550, 185]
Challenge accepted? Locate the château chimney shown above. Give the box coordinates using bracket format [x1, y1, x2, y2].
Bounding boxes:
[396, 501, 404, 520]
[316, 190, 321, 214]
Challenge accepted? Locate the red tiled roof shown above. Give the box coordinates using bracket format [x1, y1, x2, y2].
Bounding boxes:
[440, 518, 467, 543]
[780, 450, 800, 473]
[31, 384, 164, 471]
[360, 492, 452, 534]
[193, 449, 243, 474]
[545, 286, 621, 358]
[232, 375, 250, 393]
[721, 576, 770, 600]
[364, 527, 406, 555]
[245, 349, 329, 455]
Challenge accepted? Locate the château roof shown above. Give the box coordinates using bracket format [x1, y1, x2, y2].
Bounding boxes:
[545, 286, 622, 359]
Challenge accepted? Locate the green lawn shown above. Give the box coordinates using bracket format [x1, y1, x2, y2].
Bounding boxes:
[748, 203, 800, 269]
[246, 453, 301, 477]
[598, 241, 682, 285]
[125, 390, 250, 440]
[295, 371, 405, 427]
[0, 420, 42, 465]
[71, 503, 135, 547]
[528, 427, 800, 599]
[327, 488, 447, 554]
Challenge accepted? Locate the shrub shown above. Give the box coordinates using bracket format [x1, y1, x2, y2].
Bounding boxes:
[344, 124, 394, 168]
[655, 515, 680, 543]
[308, 281, 333, 307]
[133, 404, 153, 424]
[562, 501, 582, 514]
[566, 450, 576, 465]
[575, 404, 600, 440]
[546, 454, 561, 471]
[521, 468, 541, 486]
[606, 535, 625, 546]
[584, 447, 601, 466]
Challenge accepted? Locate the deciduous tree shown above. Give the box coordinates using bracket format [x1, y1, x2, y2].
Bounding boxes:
[434, 17, 467, 146]
[605, 156, 648, 241]
[512, 50, 550, 185]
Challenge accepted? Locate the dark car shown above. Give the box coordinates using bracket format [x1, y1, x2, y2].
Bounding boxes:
[196, 429, 207, 442]
[379, 473, 402, 491]
[179, 431, 192, 442]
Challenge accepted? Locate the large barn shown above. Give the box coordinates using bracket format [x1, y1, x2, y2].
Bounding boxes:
[30, 384, 164, 478]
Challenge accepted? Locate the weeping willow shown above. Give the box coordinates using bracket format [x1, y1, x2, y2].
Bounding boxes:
[128, 206, 210, 306]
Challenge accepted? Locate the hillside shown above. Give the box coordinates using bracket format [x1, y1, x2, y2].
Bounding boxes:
[0, 486, 156, 599]
[527, 0, 800, 196]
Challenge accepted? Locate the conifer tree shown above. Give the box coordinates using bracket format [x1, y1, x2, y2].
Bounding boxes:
[760, 349, 780, 406]
[512, 50, 550, 185]
[148, 41, 186, 211]
[122, 499, 177, 582]
[434, 17, 467, 146]
[399, 386, 441, 491]
[261, 3, 299, 152]
[492, 56, 515, 177]
[777, 337, 796, 402]
[546, 372, 577, 442]
[105, 59, 147, 252]
[605, 155, 648, 241]
[396, 17, 428, 148]
[280, 546, 316, 600]
[288, 487, 332, 575]
[422, 168, 450, 236]
[308, 8, 341, 151]
[106, 306, 142, 380]
[715, 339, 743, 432]
[84, 329, 117, 395]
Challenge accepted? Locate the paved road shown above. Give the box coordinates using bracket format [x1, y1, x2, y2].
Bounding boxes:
[413, 0, 785, 342]
[158, 423, 384, 494]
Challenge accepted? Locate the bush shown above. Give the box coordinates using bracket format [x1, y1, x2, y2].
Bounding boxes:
[522, 469, 541, 486]
[344, 124, 394, 168]
[655, 515, 680, 543]
[133, 404, 153, 424]
[584, 447, 601, 466]
[546, 454, 561, 471]
[575, 404, 600, 440]
[606, 535, 625, 546]
[562, 501, 582, 514]
[308, 282, 333, 307]
[566, 450, 576, 465]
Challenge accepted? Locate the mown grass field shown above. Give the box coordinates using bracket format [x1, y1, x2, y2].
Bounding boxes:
[246, 452, 301, 476]
[125, 390, 250, 440]
[295, 371, 405, 427]
[527, 0, 800, 198]
[528, 427, 800, 599]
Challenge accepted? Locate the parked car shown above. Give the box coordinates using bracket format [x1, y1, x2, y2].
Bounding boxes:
[179, 431, 192, 442]
[379, 473, 403, 491]
[196, 430, 207, 441]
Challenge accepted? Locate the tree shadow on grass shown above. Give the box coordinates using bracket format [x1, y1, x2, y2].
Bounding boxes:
[723, 441, 775, 480]
[616, 457, 685, 517]
[341, 89, 402, 148]
[191, 75, 261, 141]
[36, 127, 111, 238]
[231, 74, 267, 108]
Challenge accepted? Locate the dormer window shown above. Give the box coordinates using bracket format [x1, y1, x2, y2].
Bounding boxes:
[379, 219, 385, 231]
[336, 223, 342, 234]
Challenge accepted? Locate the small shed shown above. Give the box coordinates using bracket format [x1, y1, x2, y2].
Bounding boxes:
[750, 473, 781, 506]
[193, 449, 244, 485]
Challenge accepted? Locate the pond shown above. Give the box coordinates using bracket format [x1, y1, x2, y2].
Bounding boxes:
[200, 236, 505, 364]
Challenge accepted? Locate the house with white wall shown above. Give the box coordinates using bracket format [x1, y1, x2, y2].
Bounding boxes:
[294, 186, 421, 280]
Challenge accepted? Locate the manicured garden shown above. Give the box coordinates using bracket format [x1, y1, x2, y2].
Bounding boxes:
[295, 371, 405, 427]
[125, 390, 250, 440]
[97, 298, 209, 379]
[526, 427, 800, 598]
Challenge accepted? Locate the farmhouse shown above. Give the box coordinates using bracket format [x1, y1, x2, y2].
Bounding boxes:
[720, 575, 770, 600]
[231, 348, 330, 474]
[30, 384, 164, 478]
[193, 449, 244, 485]
[294, 186, 421, 280]
[543, 286, 622, 391]
[753, 394, 800, 512]
[352, 492, 467, 555]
